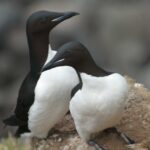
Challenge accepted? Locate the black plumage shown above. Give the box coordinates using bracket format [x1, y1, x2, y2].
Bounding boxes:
[3, 11, 79, 136]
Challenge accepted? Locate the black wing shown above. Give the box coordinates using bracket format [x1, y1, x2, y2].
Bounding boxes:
[71, 70, 83, 98]
[3, 72, 40, 126]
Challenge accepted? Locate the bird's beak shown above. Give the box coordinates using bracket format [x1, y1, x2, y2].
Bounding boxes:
[41, 51, 68, 72]
[52, 12, 79, 23]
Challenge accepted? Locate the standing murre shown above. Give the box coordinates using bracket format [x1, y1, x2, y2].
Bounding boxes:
[42, 41, 135, 150]
[27, 65, 80, 138]
[3, 11, 79, 137]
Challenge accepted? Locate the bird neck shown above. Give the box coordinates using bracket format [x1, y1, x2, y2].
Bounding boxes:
[80, 61, 111, 77]
[27, 31, 50, 76]
[90, 64, 111, 76]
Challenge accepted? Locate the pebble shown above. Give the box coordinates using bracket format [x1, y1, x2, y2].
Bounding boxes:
[48, 141, 54, 146]
[134, 83, 143, 88]
[37, 144, 45, 150]
[52, 134, 59, 138]
[58, 137, 62, 142]
[63, 145, 70, 150]
[142, 120, 147, 125]
[45, 144, 50, 149]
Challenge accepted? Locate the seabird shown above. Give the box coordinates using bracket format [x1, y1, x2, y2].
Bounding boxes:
[3, 10, 79, 137]
[42, 41, 135, 150]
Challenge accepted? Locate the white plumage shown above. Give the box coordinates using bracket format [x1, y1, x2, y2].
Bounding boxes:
[44, 45, 56, 66]
[27, 45, 79, 138]
[70, 73, 128, 141]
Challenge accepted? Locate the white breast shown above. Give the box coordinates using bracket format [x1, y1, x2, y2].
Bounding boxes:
[28, 66, 79, 138]
[69, 73, 128, 141]
[44, 44, 57, 66]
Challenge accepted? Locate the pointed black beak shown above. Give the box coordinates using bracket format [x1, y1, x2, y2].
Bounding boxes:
[52, 12, 79, 23]
[41, 52, 68, 72]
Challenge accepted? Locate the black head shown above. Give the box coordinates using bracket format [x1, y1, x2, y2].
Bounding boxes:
[26, 10, 79, 34]
[42, 41, 95, 72]
[26, 11, 79, 74]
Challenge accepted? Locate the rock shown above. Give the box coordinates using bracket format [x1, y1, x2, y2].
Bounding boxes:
[57, 137, 62, 143]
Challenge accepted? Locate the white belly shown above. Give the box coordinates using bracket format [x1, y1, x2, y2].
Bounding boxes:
[69, 73, 128, 141]
[28, 66, 79, 138]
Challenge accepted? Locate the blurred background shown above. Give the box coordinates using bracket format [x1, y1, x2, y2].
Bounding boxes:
[1, 0, 150, 137]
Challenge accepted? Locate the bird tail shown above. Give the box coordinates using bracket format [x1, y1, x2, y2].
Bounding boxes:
[3, 115, 25, 126]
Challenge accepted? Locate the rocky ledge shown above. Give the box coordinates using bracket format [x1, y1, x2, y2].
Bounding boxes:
[1, 76, 150, 150]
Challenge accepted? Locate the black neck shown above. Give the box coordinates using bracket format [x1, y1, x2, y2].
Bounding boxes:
[89, 64, 111, 76]
[79, 60, 111, 77]
[27, 31, 49, 76]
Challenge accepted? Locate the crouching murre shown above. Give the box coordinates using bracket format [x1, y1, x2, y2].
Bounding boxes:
[3, 10, 79, 137]
[42, 41, 135, 150]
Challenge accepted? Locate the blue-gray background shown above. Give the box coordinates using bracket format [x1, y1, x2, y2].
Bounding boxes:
[1, 0, 150, 137]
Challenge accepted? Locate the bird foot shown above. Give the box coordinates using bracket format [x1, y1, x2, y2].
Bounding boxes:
[120, 133, 135, 144]
[111, 127, 135, 144]
[88, 140, 106, 150]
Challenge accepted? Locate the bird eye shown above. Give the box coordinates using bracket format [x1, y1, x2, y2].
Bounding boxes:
[40, 18, 46, 23]
[65, 51, 72, 57]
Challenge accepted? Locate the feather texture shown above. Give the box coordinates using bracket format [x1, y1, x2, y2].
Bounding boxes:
[70, 73, 128, 141]
[28, 66, 79, 138]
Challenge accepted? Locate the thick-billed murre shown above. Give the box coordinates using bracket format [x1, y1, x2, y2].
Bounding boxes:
[3, 11, 79, 137]
[42, 41, 135, 150]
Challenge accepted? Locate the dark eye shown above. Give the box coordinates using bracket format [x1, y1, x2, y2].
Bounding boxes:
[40, 18, 46, 23]
[65, 51, 72, 57]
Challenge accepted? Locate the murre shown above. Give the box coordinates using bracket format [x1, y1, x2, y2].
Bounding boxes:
[42, 41, 135, 150]
[3, 11, 79, 137]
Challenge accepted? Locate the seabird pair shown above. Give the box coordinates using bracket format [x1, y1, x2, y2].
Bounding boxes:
[3, 10, 134, 150]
